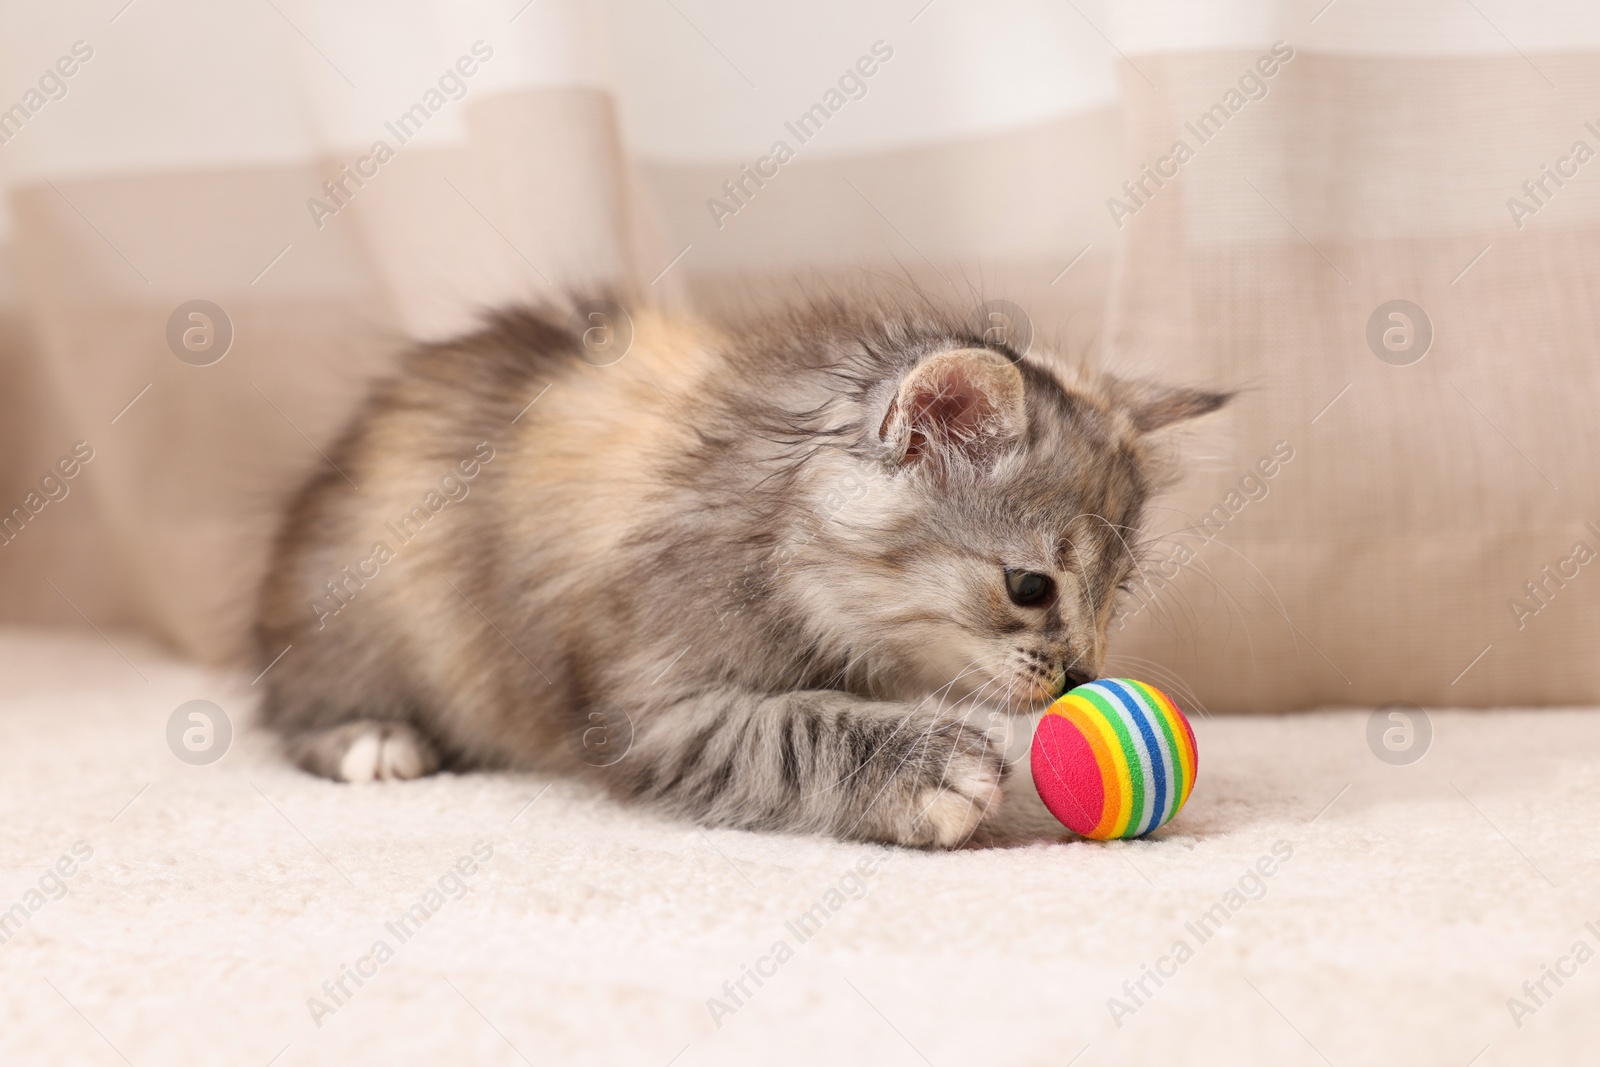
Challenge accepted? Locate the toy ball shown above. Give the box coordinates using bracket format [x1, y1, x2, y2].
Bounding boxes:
[1030, 678, 1197, 840]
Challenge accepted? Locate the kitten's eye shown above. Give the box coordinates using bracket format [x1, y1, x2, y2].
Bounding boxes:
[1005, 568, 1055, 607]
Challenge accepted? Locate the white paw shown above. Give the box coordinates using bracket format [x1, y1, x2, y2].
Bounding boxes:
[337, 727, 431, 783]
[914, 774, 1004, 848]
[381, 732, 427, 779]
[874, 717, 1006, 848]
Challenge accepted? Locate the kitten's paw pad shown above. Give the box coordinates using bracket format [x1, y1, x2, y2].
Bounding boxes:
[286, 721, 440, 783]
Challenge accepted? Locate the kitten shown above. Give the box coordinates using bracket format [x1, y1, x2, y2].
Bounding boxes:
[255, 295, 1226, 847]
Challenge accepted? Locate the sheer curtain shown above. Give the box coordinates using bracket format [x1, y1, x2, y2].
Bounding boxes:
[0, 0, 1594, 711]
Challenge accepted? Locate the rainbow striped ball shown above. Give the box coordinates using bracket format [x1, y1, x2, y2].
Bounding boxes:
[1030, 679, 1197, 840]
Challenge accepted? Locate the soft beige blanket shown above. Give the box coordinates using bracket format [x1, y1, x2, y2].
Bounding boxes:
[0, 629, 1592, 1066]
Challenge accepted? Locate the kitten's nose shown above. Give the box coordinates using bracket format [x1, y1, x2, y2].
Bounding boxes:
[1055, 669, 1095, 697]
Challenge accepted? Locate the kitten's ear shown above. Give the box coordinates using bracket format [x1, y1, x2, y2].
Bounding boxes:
[879, 347, 1026, 469]
[1112, 378, 1233, 433]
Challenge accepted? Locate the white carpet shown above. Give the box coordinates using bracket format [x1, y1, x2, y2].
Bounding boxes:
[1, 628, 1597, 1066]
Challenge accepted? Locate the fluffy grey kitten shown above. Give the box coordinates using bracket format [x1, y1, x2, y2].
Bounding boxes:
[255, 295, 1226, 847]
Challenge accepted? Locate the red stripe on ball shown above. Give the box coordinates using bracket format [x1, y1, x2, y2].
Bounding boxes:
[1030, 712, 1104, 836]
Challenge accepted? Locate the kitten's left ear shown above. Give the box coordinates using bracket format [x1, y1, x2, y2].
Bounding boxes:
[879, 347, 1026, 470]
[1112, 379, 1233, 433]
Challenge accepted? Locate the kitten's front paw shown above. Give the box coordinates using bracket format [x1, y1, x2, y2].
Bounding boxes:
[284, 721, 440, 783]
[870, 717, 1006, 848]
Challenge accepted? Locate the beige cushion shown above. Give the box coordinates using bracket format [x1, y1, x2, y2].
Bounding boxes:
[1, 48, 1594, 712]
